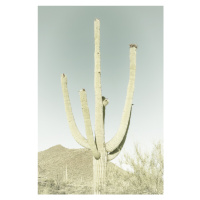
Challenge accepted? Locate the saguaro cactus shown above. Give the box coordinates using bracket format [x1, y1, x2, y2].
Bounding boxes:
[61, 19, 137, 194]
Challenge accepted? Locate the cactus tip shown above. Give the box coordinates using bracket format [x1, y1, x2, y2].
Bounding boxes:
[61, 73, 67, 83]
[129, 44, 137, 48]
[103, 98, 109, 107]
[79, 88, 85, 92]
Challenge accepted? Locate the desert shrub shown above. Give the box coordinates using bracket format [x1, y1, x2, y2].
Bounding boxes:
[38, 178, 93, 195]
[46, 179, 55, 188]
[38, 178, 66, 194]
[120, 141, 164, 194]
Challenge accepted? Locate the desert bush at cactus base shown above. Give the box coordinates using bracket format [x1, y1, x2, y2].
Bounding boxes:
[119, 141, 164, 194]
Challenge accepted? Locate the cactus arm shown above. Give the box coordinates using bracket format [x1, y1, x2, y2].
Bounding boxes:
[107, 150, 120, 162]
[106, 45, 137, 152]
[79, 89, 100, 159]
[94, 19, 105, 150]
[61, 74, 90, 149]
[107, 105, 132, 161]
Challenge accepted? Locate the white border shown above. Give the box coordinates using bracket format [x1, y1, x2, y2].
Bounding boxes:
[1, 1, 200, 199]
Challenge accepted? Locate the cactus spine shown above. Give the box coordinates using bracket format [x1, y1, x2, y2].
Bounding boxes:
[61, 19, 137, 194]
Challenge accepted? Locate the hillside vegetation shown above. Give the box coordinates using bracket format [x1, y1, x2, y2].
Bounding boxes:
[38, 142, 163, 194]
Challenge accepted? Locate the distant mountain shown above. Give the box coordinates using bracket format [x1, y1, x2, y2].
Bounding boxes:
[38, 145, 125, 185]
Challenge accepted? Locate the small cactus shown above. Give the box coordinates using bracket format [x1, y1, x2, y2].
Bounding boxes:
[61, 19, 137, 194]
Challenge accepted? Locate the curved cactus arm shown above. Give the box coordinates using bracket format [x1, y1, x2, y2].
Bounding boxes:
[106, 45, 137, 152]
[79, 89, 100, 159]
[107, 150, 120, 162]
[61, 74, 90, 149]
[107, 126, 127, 162]
[107, 105, 132, 161]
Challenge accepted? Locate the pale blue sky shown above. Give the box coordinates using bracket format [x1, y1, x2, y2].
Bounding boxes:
[38, 6, 163, 160]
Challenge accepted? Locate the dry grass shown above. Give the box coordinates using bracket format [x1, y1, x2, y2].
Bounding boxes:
[38, 179, 93, 194]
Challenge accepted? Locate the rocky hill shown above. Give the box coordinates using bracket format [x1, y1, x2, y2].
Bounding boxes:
[38, 145, 125, 185]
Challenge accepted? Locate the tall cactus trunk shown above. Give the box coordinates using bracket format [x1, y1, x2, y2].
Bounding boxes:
[93, 149, 107, 194]
[93, 18, 106, 194]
